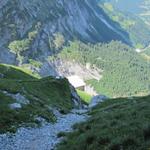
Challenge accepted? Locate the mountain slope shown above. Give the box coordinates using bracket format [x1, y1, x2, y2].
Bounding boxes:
[105, 0, 150, 26]
[0, 0, 130, 64]
[58, 41, 150, 97]
[140, 0, 150, 26]
[99, 0, 150, 47]
[0, 64, 80, 133]
[104, 0, 143, 14]
[57, 96, 150, 150]
[0, 64, 38, 79]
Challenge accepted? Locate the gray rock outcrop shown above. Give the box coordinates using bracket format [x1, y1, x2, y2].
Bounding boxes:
[9, 103, 22, 110]
[0, 0, 130, 64]
[89, 95, 108, 108]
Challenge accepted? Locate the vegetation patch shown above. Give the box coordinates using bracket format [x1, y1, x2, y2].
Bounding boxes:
[57, 96, 150, 150]
[100, 1, 150, 47]
[77, 90, 92, 104]
[59, 41, 150, 97]
[0, 64, 38, 79]
[0, 64, 73, 133]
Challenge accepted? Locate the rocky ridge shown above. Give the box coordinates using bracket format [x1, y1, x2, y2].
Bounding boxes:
[0, 0, 130, 64]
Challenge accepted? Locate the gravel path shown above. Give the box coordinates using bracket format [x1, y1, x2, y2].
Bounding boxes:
[0, 109, 89, 150]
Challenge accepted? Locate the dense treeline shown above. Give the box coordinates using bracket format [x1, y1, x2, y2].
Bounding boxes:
[59, 41, 150, 97]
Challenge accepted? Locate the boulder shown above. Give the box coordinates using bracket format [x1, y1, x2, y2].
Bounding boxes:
[3, 91, 30, 105]
[69, 85, 83, 109]
[9, 103, 22, 110]
[14, 93, 30, 105]
[0, 73, 4, 78]
[89, 95, 108, 108]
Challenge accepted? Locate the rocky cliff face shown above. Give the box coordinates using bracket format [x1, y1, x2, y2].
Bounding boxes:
[0, 0, 130, 64]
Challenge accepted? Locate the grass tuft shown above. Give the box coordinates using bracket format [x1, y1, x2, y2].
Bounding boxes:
[57, 96, 150, 150]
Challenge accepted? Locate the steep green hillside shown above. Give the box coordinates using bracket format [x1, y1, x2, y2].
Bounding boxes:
[105, 0, 150, 27]
[59, 41, 150, 97]
[143, 48, 150, 56]
[141, 0, 150, 25]
[57, 96, 150, 150]
[0, 64, 38, 79]
[0, 64, 74, 133]
[100, 1, 150, 47]
[102, 0, 143, 14]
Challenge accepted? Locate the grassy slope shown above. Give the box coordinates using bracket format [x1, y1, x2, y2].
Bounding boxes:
[77, 90, 92, 104]
[0, 64, 73, 133]
[57, 96, 150, 150]
[0, 64, 38, 79]
[0, 64, 40, 80]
